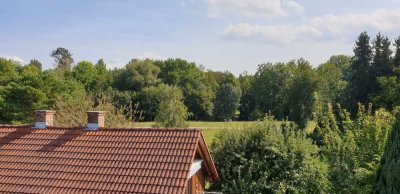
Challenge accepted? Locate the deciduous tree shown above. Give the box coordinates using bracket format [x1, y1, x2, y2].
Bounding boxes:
[153, 85, 189, 128]
[213, 83, 240, 121]
[114, 59, 160, 91]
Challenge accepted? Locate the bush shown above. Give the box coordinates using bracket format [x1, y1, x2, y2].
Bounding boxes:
[210, 116, 330, 193]
[312, 103, 395, 193]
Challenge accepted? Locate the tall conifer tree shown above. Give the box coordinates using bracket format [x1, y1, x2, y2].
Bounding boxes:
[349, 32, 373, 109]
[372, 33, 393, 78]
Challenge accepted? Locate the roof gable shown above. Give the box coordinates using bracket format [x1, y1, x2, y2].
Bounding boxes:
[0, 126, 217, 193]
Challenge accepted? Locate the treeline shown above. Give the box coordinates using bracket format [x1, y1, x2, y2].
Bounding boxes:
[2, 32, 400, 126]
[2, 31, 400, 125]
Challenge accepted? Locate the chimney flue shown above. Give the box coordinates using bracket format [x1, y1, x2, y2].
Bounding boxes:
[85, 111, 106, 130]
[34, 110, 56, 129]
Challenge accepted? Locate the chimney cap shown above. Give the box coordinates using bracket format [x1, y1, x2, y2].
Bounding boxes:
[86, 111, 106, 114]
[34, 110, 56, 129]
[85, 111, 106, 131]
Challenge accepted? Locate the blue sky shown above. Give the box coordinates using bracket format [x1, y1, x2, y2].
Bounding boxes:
[2, 0, 400, 74]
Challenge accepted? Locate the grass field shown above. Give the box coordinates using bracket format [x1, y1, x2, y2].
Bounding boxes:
[133, 121, 317, 146]
[133, 121, 258, 146]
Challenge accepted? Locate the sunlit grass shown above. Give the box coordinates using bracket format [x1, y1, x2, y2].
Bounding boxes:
[133, 121, 259, 145]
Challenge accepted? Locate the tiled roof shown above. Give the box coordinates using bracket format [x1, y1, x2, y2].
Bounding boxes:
[0, 125, 217, 193]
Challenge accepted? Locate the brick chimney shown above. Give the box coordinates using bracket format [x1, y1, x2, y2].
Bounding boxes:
[85, 111, 106, 130]
[34, 110, 56, 129]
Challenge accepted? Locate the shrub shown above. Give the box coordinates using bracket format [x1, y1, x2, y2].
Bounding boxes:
[210, 116, 330, 193]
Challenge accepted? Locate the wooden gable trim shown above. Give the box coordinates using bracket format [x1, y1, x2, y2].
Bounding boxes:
[182, 129, 219, 194]
[182, 131, 201, 194]
[196, 131, 220, 181]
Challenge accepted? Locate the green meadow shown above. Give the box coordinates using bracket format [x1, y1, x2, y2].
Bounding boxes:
[133, 121, 259, 145]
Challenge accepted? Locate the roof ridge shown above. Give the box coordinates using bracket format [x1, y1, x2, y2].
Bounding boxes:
[0, 125, 202, 131]
[0, 125, 32, 128]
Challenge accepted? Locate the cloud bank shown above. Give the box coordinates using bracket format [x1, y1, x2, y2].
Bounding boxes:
[222, 8, 400, 44]
[208, 0, 304, 18]
[2, 56, 25, 64]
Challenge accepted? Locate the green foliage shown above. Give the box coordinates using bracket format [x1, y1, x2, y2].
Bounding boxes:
[249, 108, 264, 120]
[238, 72, 254, 120]
[376, 120, 400, 193]
[372, 33, 393, 78]
[71, 60, 113, 92]
[373, 68, 400, 110]
[286, 59, 319, 126]
[138, 83, 183, 121]
[312, 103, 395, 193]
[210, 117, 330, 193]
[0, 58, 20, 85]
[317, 62, 347, 103]
[0, 82, 46, 123]
[53, 89, 132, 127]
[0, 59, 48, 123]
[157, 58, 214, 120]
[52, 82, 90, 126]
[73, 61, 97, 90]
[94, 59, 113, 90]
[114, 59, 160, 91]
[213, 83, 240, 121]
[348, 32, 374, 110]
[326, 55, 352, 81]
[27, 59, 42, 71]
[347, 32, 395, 114]
[394, 36, 400, 67]
[252, 62, 292, 119]
[153, 85, 189, 128]
[251, 59, 319, 125]
[20, 64, 43, 87]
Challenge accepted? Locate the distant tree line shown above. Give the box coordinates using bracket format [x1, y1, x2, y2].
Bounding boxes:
[3, 32, 400, 125]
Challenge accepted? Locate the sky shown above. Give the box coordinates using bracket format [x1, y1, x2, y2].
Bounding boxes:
[2, 0, 400, 74]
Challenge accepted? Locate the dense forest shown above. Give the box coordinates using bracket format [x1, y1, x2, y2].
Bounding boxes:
[1, 31, 400, 192]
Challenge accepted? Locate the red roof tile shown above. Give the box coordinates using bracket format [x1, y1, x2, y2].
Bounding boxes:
[0, 126, 217, 193]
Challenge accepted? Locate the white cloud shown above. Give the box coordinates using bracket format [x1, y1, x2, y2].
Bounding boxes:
[309, 8, 400, 37]
[207, 0, 304, 18]
[106, 58, 126, 69]
[105, 52, 164, 69]
[223, 23, 323, 44]
[2, 56, 25, 64]
[222, 7, 400, 44]
[140, 52, 165, 60]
